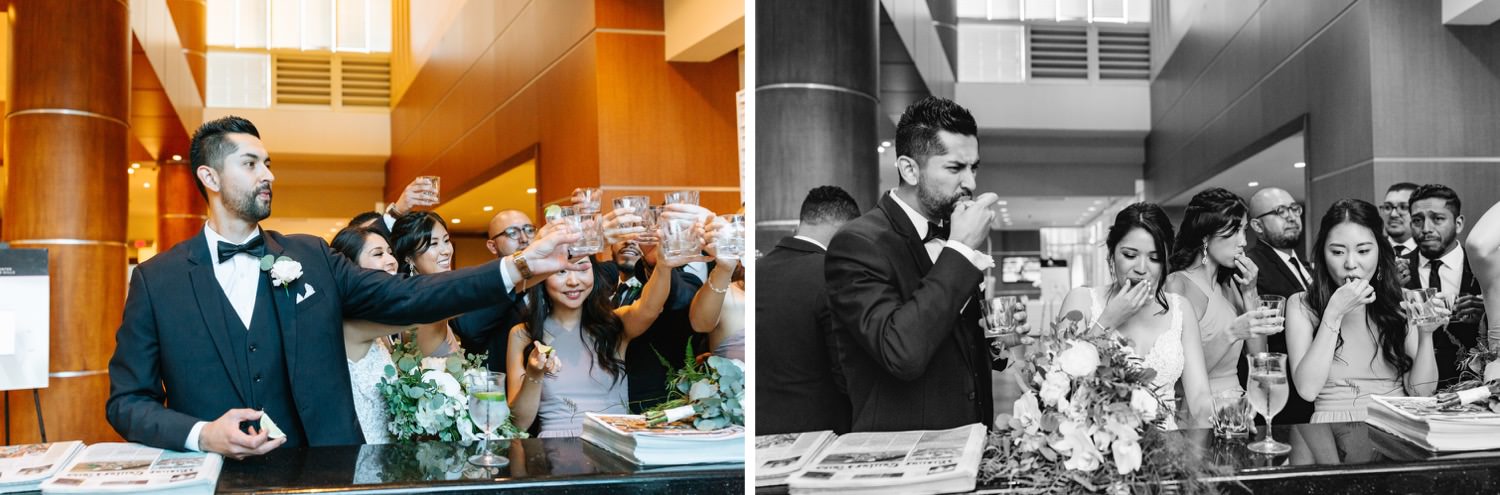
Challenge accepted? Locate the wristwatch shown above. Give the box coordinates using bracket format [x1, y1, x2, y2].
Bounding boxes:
[512, 251, 533, 279]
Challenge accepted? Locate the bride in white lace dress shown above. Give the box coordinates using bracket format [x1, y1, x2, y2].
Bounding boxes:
[1055, 203, 1213, 429]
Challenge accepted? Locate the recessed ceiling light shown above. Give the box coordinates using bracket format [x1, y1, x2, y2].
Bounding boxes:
[881, 141, 892, 147]
[451, 218, 461, 224]
[526, 188, 537, 194]
[482, 206, 494, 212]
[1248, 181, 1260, 187]
[143, 182, 151, 189]
[1087, 207, 1096, 212]
[131, 163, 140, 169]
[127, 168, 135, 175]
[1000, 208, 1008, 212]
[876, 146, 884, 152]
[171, 155, 182, 161]
[1293, 162, 1306, 168]
[1093, 200, 1102, 205]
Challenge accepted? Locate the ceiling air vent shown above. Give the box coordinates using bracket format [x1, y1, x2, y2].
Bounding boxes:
[1029, 25, 1088, 79]
[340, 57, 391, 107]
[1097, 27, 1150, 80]
[274, 53, 333, 105]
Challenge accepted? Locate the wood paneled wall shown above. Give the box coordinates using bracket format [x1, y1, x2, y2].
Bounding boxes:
[1148, 0, 1500, 235]
[388, 0, 741, 223]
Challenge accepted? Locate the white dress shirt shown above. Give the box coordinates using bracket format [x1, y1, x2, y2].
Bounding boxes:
[888, 191, 991, 269]
[793, 235, 827, 251]
[1416, 244, 1466, 298]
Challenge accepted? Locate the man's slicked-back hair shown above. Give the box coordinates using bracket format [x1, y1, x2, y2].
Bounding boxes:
[1412, 183, 1462, 216]
[189, 115, 261, 199]
[1387, 182, 1419, 196]
[798, 185, 860, 226]
[895, 96, 978, 166]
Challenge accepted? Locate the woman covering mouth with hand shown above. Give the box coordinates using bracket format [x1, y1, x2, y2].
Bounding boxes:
[1056, 203, 1213, 428]
[504, 217, 704, 438]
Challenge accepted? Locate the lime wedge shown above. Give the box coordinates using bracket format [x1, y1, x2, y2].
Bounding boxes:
[544, 204, 562, 219]
[474, 391, 507, 402]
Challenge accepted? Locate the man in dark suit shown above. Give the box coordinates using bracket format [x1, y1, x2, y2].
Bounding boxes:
[1246, 187, 1315, 424]
[621, 240, 709, 412]
[450, 209, 536, 371]
[107, 116, 579, 459]
[826, 97, 1004, 432]
[1403, 184, 1486, 386]
[758, 186, 860, 434]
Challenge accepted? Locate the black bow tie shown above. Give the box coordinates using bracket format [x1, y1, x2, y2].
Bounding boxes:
[217, 237, 266, 264]
[923, 222, 950, 243]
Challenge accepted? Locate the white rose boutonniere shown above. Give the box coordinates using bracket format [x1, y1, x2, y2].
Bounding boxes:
[261, 255, 303, 296]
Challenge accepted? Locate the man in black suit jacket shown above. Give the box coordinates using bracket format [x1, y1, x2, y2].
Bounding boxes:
[1404, 184, 1486, 386]
[826, 97, 1005, 432]
[758, 186, 860, 435]
[1246, 187, 1315, 424]
[450, 209, 536, 371]
[107, 116, 579, 459]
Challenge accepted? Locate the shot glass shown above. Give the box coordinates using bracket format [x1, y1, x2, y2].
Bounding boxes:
[576, 187, 603, 214]
[1402, 288, 1443, 325]
[664, 190, 700, 206]
[418, 176, 441, 204]
[565, 213, 604, 256]
[1211, 390, 1253, 439]
[661, 217, 702, 263]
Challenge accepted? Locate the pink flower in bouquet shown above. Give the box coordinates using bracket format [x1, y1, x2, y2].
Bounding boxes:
[1057, 340, 1100, 377]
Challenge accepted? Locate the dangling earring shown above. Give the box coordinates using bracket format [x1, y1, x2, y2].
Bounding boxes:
[1201, 244, 1209, 267]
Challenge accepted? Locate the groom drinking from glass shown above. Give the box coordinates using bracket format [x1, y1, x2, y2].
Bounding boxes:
[826, 97, 1004, 432]
[107, 116, 579, 459]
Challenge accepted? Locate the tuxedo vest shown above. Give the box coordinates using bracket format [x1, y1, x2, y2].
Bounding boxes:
[220, 273, 307, 447]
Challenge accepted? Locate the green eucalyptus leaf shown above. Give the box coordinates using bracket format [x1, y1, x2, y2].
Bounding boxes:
[260, 255, 276, 271]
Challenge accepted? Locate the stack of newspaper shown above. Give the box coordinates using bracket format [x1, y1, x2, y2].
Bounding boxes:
[1366, 395, 1500, 451]
[0, 441, 83, 494]
[754, 431, 835, 487]
[580, 413, 745, 465]
[38, 443, 221, 494]
[776, 423, 987, 495]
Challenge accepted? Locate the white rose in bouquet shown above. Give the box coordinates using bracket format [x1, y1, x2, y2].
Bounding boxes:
[421, 369, 464, 401]
[1129, 389, 1159, 421]
[1057, 340, 1100, 377]
[1038, 371, 1070, 406]
[1011, 391, 1042, 429]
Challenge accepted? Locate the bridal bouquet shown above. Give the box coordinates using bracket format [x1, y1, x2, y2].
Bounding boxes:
[644, 345, 746, 430]
[980, 310, 1231, 494]
[377, 335, 527, 442]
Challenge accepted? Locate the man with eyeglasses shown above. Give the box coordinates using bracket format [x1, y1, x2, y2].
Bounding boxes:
[1245, 187, 1315, 423]
[1381, 182, 1420, 257]
[452, 209, 540, 372]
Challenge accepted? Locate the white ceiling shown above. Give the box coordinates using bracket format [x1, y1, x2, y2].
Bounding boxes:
[993, 195, 1130, 230]
[1163, 133, 1307, 206]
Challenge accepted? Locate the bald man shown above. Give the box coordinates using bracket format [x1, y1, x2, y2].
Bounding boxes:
[1245, 187, 1314, 424]
[452, 209, 537, 371]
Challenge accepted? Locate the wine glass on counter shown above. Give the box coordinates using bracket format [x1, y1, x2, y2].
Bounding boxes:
[467, 372, 511, 467]
[1246, 352, 1291, 455]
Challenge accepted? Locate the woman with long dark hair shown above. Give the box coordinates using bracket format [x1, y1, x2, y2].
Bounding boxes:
[1057, 202, 1212, 428]
[1165, 188, 1281, 396]
[505, 246, 693, 437]
[1287, 199, 1441, 422]
[330, 225, 402, 444]
[389, 211, 462, 356]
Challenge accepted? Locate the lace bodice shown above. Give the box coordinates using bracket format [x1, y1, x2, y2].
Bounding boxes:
[1088, 287, 1186, 402]
[348, 342, 394, 444]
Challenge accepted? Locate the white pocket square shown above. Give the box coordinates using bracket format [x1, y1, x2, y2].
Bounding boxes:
[296, 283, 316, 304]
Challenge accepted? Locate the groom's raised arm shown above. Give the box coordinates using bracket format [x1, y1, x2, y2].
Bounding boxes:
[106, 269, 202, 450]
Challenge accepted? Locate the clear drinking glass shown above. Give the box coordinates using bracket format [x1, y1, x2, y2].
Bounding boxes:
[545, 206, 575, 225]
[1429, 289, 1458, 322]
[714, 214, 746, 260]
[576, 187, 603, 214]
[662, 217, 702, 263]
[466, 372, 510, 467]
[613, 196, 651, 226]
[1403, 288, 1443, 325]
[566, 213, 604, 256]
[1246, 352, 1291, 454]
[664, 190, 700, 206]
[1258, 294, 1286, 333]
[981, 295, 1027, 338]
[1211, 390, 1253, 438]
[418, 176, 441, 204]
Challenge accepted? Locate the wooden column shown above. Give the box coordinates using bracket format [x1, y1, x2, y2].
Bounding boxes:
[165, 0, 207, 101]
[156, 157, 206, 253]
[755, 0, 879, 247]
[2, 0, 130, 444]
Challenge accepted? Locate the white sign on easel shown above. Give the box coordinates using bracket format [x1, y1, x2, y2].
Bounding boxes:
[0, 249, 49, 391]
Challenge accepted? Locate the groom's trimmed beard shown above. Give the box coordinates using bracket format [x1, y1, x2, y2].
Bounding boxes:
[918, 181, 969, 224]
[227, 182, 273, 222]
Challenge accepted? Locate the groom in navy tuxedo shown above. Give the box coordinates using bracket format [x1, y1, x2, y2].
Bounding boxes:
[107, 116, 579, 459]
